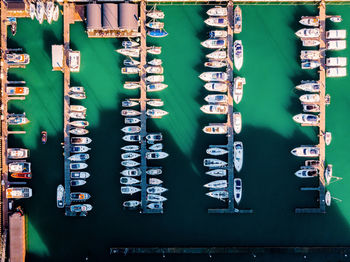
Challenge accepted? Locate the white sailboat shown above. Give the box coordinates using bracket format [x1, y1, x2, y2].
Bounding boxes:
[295, 28, 320, 38]
[206, 147, 228, 156]
[233, 142, 243, 172]
[206, 6, 227, 16]
[206, 50, 226, 60]
[206, 169, 227, 177]
[206, 190, 228, 200]
[199, 72, 228, 82]
[203, 158, 227, 168]
[120, 168, 141, 177]
[53, 5, 59, 22]
[233, 112, 242, 134]
[204, 180, 227, 189]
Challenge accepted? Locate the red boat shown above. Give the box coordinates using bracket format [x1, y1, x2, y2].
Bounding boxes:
[11, 172, 32, 179]
[41, 131, 47, 144]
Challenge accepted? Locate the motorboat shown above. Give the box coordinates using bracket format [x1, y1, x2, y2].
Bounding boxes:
[9, 162, 31, 173]
[206, 147, 228, 156]
[209, 30, 227, 38]
[203, 125, 227, 134]
[6, 187, 32, 199]
[45, 1, 54, 24]
[207, 6, 227, 16]
[69, 111, 86, 119]
[122, 100, 139, 107]
[327, 40, 346, 50]
[206, 50, 226, 60]
[295, 168, 318, 178]
[124, 58, 140, 67]
[300, 50, 320, 60]
[69, 87, 85, 94]
[70, 204, 92, 212]
[146, 66, 163, 74]
[6, 86, 29, 96]
[199, 72, 228, 82]
[147, 194, 167, 202]
[121, 160, 140, 167]
[122, 135, 141, 142]
[203, 158, 227, 168]
[233, 40, 243, 70]
[146, 75, 164, 83]
[324, 164, 333, 184]
[120, 177, 140, 185]
[299, 16, 319, 27]
[120, 168, 141, 177]
[41, 131, 47, 144]
[121, 152, 140, 160]
[304, 160, 320, 168]
[292, 113, 319, 125]
[69, 120, 89, 128]
[204, 94, 228, 103]
[326, 57, 347, 67]
[147, 46, 162, 55]
[7, 148, 29, 159]
[6, 53, 30, 65]
[148, 59, 162, 66]
[11, 172, 32, 179]
[121, 67, 140, 74]
[124, 82, 141, 90]
[147, 168, 162, 175]
[147, 186, 168, 194]
[70, 105, 86, 112]
[148, 29, 168, 38]
[146, 21, 164, 29]
[204, 82, 228, 92]
[325, 132, 332, 146]
[121, 110, 141, 116]
[233, 178, 242, 204]
[148, 202, 163, 209]
[71, 192, 91, 201]
[299, 94, 320, 103]
[206, 190, 228, 200]
[149, 143, 163, 151]
[295, 28, 320, 38]
[206, 169, 227, 177]
[234, 141, 243, 172]
[234, 6, 242, 34]
[147, 100, 164, 107]
[116, 48, 140, 58]
[36, 1, 45, 24]
[330, 16, 342, 23]
[123, 200, 141, 208]
[125, 117, 141, 124]
[149, 178, 163, 185]
[200, 104, 228, 114]
[327, 67, 347, 77]
[147, 9, 164, 19]
[69, 92, 86, 100]
[71, 172, 90, 179]
[301, 60, 320, 70]
[71, 137, 92, 145]
[147, 83, 168, 92]
[301, 39, 320, 47]
[122, 40, 139, 48]
[147, 109, 169, 117]
[204, 17, 228, 28]
[204, 180, 227, 189]
[53, 5, 59, 22]
[71, 179, 86, 186]
[146, 152, 169, 160]
[146, 133, 163, 143]
[30, 3, 36, 20]
[69, 128, 89, 136]
[303, 104, 320, 113]
[233, 77, 245, 104]
[325, 191, 331, 207]
[70, 162, 88, 170]
[121, 126, 141, 134]
[201, 39, 226, 49]
[233, 112, 242, 134]
[291, 146, 319, 157]
[8, 114, 29, 125]
[68, 153, 90, 161]
[204, 60, 227, 68]
[295, 81, 320, 92]
[326, 30, 346, 40]
[121, 145, 140, 151]
[57, 185, 65, 208]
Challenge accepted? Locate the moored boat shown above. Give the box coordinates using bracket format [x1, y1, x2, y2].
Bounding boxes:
[7, 148, 29, 159]
[233, 112, 242, 134]
[30, 3, 36, 20]
[69, 86, 84, 93]
[203, 124, 227, 135]
[147, 83, 168, 92]
[123, 200, 141, 208]
[295, 81, 320, 92]
[209, 30, 227, 38]
[204, 82, 228, 92]
[299, 16, 319, 27]
[146, 75, 164, 83]
[204, 60, 227, 68]
[233, 6, 242, 34]
[69, 111, 86, 119]
[68, 153, 89, 161]
[69, 120, 89, 128]
[120, 168, 141, 177]
[293, 113, 319, 125]
[233, 40, 243, 70]
[201, 38, 226, 49]
[125, 117, 141, 124]
[234, 178, 242, 204]
[69, 92, 86, 100]
[53, 5, 59, 22]
[147, 186, 168, 194]
[124, 58, 140, 66]
[206, 50, 226, 60]
[124, 82, 141, 90]
[147, 194, 167, 202]
[147, 100, 164, 107]
[301, 60, 321, 70]
[146, 109, 169, 117]
[121, 152, 140, 160]
[300, 50, 320, 60]
[301, 39, 320, 47]
[71, 137, 92, 145]
[121, 160, 140, 167]
[204, 180, 227, 189]
[200, 104, 228, 114]
[206, 169, 227, 177]
[199, 72, 228, 82]
[121, 110, 141, 116]
[121, 145, 140, 151]
[57, 185, 64, 208]
[147, 9, 164, 19]
[71, 179, 86, 186]
[207, 6, 227, 16]
[11, 172, 32, 179]
[233, 77, 245, 104]
[206, 190, 228, 200]
[206, 147, 228, 156]
[121, 186, 141, 195]
[146, 21, 164, 29]
[291, 146, 319, 157]
[120, 177, 140, 185]
[122, 134, 141, 142]
[70, 105, 86, 112]
[70, 204, 92, 212]
[147, 46, 162, 55]
[303, 104, 320, 113]
[146, 152, 169, 160]
[325, 132, 332, 146]
[122, 100, 139, 107]
[146, 66, 163, 74]
[148, 59, 162, 66]
[45, 1, 54, 24]
[295, 28, 320, 38]
[204, 94, 228, 103]
[6, 86, 29, 96]
[8, 114, 29, 125]
[71, 192, 91, 201]
[36, 1, 45, 24]
[149, 178, 163, 185]
[149, 143, 163, 151]
[121, 126, 141, 134]
[116, 48, 140, 58]
[295, 168, 318, 178]
[9, 162, 31, 173]
[69, 128, 89, 136]
[147, 29, 168, 38]
[146, 133, 163, 143]
[71, 172, 90, 179]
[325, 191, 331, 206]
[122, 40, 139, 48]
[299, 94, 320, 103]
[204, 17, 228, 28]
[121, 67, 140, 74]
[147, 168, 162, 176]
[330, 16, 342, 23]
[203, 158, 227, 168]
[70, 162, 88, 170]
[234, 141, 243, 172]
[6, 187, 32, 199]
[324, 164, 333, 184]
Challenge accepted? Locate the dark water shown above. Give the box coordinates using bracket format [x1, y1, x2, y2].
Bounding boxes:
[6, 4, 350, 262]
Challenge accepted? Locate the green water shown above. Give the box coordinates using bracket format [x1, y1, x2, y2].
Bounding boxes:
[6, 4, 350, 261]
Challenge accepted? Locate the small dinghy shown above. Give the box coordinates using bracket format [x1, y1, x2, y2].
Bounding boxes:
[147, 194, 167, 202]
[121, 145, 140, 151]
[149, 178, 163, 185]
[206, 169, 227, 177]
[234, 178, 242, 205]
[147, 168, 162, 176]
[123, 200, 141, 208]
[122, 100, 139, 107]
[121, 152, 140, 160]
[68, 153, 90, 161]
[149, 143, 163, 151]
[324, 164, 333, 184]
[121, 186, 141, 195]
[69, 128, 89, 136]
[121, 160, 140, 167]
[125, 117, 141, 124]
[233, 142, 243, 172]
[233, 77, 246, 104]
[121, 126, 141, 134]
[204, 180, 227, 189]
[147, 186, 168, 194]
[206, 190, 228, 200]
[233, 112, 242, 134]
[120, 177, 140, 185]
[203, 158, 227, 168]
[325, 132, 332, 146]
[206, 147, 228, 156]
[120, 168, 141, 177]
[147, 100, 164, 107]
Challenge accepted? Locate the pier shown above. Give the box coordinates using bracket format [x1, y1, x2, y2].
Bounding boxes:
[295, 0, 326, 214]
[9, 211, 25, 262]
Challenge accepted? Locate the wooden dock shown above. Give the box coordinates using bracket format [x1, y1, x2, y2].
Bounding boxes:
[9, 211, 25, 262]
[295, 0, 326, 214]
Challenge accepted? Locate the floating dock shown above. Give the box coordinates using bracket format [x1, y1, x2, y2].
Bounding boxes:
[9, 211, 25, 262]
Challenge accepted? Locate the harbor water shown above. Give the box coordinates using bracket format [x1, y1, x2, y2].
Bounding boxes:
[6, 4, 350, 261]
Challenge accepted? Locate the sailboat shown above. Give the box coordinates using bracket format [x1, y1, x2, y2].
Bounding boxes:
[203, 158, 227, 168]
[206, 190, 228, 200]
[293, 114, 319, 125]
[204, 94, 228, 103]
[233, 112, 242, 134]
[147, 7, 164, 19]
[206, 147, 228, 156]
[206, 169, 227, 177]
[120, 177, 140, 185]
[121, 186, 141, 195]
[234, 142, 243, 172]
[146, 21, 164, 29]
[204, 17, 228, 28]
[120, 168, 141, 177]
[123, 200, 141, 208]
[199, 72, 228, 82]
[204, 180, 227, 189]
[324, 164, 333, 184]
[121, 152, 140, 160]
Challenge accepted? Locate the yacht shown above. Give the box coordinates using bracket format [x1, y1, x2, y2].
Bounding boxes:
[147, 100, 164, 107]
[325, 132, 332, 146]
[301, 60, 321, 69]
[146, 9, 165, 19]
[123, 200, 141, 208]
[326, 30, 346, 40]
[300, 50, 320, 60]
[299, 16, 319, 27]
[295, 28, 320, 38]
[206, 147, 228, 156]
[36, 1, 45, 24]
[71, 137, 92, 145]
[148, 59, 162, 66]
[116, 48, 140, 58]
[204, 60, 227, 68]
[149, 178, 163, 185]
[295, 81, 320, 92]
[121, 160, 140, 167]
[121, 126, 141, 134]
[234, 6, 242, 34]
[124, 82, 141, 90]
[122, 40, 139, 48]
[146, 133, 163, 143]
[121, 110, 141, 116]
[121, 152, 140, 160]
[203, 125, 227, 134]
[70, 105, 86, 112]
[233, 77, 245, 104]
[147, 168, 162, 175]
[326, 57, 347, 67]
[69, 111, 86, 119]
[146, 66, 163, 74]
[71, 192, 91, 201]
[209, 30, 227, 38]
[295, 168, 318, 178]
[146, 21, 164, 29]
[233, 40, 243, 70]
[122, 100, 139, 107]
[146, 152, 169, 160]
[7, 148, 29, 159]
[147, 194, 167, 202]
[203, 158, 227, 168]
[206, 50, 226, 60]
[233, 112, 242, 134]
[71, 172, 90, 179]
[120, 186, 141, 195]
[291, 146, 319, 157]
[57, 185, 65, 208]
[69, 128, 89, 136]
[303, 104, 320, 113]
[71, 179, 86, 187]
[293, 113, 319, 125]
[147, 29, 168, 38]
[204, 180, 227, 189]
[301, 39, 320, 47]
[121, 145, 140, 151]
[327, 40, 347, 51]
[121, 67, 140, 74]
[149, 143, 163, 151]
[69, 120, 89, 128]
[45, 1, 54, 24]
[204, 17, 228, 28]
[68, 153, 89, 161]
[30, 3, 36, 20]
[200, 104, 228, 114]
[324, 164, 333, 184]
[206, 169, 227, 177]
[9, 162, 31, 173]
[146, 109, 169, 117]
[11, 172, 32, 179]
[53, 5, 59, 22]
[207, 6, 227, 16]
[147, 46, 162, 55]
[6, 53, 30, 65]
[6, 187, 32, 199]
[6, 86, 29, 96]
[327, 67, 347, 77]
[201, 39, 227, 49]
[204, 82, 228, 92]
[146, 75, 164, 83]
[206, 190, 228, 200]
[70, 204, 92, 212]
[204, 94, 228, 103]
[125, 118, 141, 124]
[8, 114, 29, 125]
[299, 94, 320, 103]
[234, 141, 243, 172]
[147, 83, 168, 92]
[147, 186, 168, 194]
[234, 178, 242, 204]
[120, 177, 140, 185]
[69, 92, 86, 100]
[70, 162, 88, 170]
[148, 202, 163, 209]
[199, 72, 228, 82]
[124, 58, 140, 66]
[120, 168, 141, 177]
[122, 134, 141, 142]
